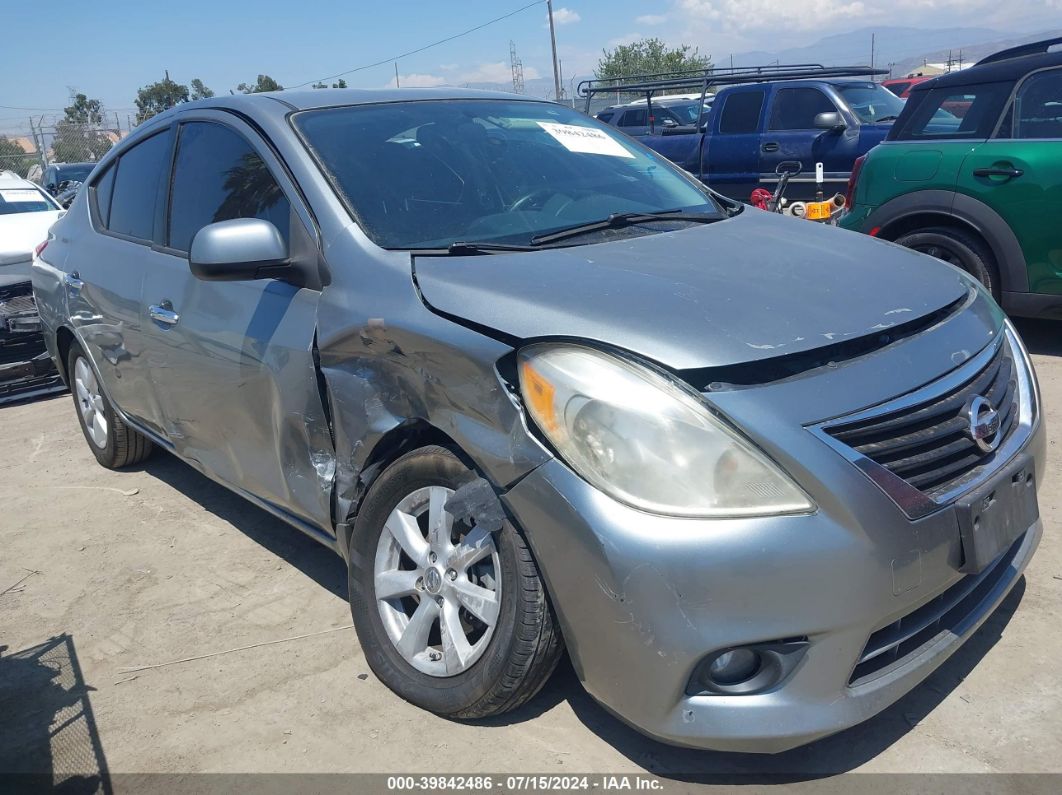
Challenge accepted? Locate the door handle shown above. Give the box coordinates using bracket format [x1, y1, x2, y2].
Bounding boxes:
[973, 166, 1024, 180]
[149, 301, 180, 326]
[64, 272, 84, 291]
[762, 142, 780, 153]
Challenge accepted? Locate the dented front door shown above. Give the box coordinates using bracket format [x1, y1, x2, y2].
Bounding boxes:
[137, 115, 335, 532]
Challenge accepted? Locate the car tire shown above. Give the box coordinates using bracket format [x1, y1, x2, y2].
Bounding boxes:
[895, 227, 1001, 300]
[67, 342, 153, 469]
[348, 445, 563, 718]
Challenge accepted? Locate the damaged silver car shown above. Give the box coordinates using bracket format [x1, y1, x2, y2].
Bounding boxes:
[33, 89, 1043, 753]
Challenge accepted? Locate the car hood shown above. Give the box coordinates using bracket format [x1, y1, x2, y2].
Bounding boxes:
[413, 210, 973, 371]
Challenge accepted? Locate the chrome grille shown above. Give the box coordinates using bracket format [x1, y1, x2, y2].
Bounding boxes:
[823, 340, 1018, 499]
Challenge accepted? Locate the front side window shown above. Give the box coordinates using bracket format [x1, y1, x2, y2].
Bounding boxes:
[167, 122, 290, 253]
[294, 100, 720, 249]
[0, 185, 58, 215]
[885, 81, 911, 97]
[891, 81, 1013, 140]
[719, 90, 765, 134]
[769, 88, 839, 130]
[107, 130, 172, 240]
[1014, 69, 1062, 139]
[836, 83, 906, 123]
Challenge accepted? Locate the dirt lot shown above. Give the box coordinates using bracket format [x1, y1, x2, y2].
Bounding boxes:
[1, 319, 1061, 783]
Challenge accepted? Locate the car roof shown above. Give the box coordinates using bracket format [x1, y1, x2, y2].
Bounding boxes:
[909, 44, 1062, 92]
[0, 170, 40, 189]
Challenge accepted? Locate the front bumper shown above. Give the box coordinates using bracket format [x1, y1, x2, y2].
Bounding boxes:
[0, 287, 65, 404]
[502, 416, 1045, 754]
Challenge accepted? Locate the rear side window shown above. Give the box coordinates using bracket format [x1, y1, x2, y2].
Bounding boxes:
[885, 82, 911, 97]
[619, 109, 647, 127]
[107, 131, 172, 240]
[892, 82, 1012, 140]
[768, 88, 838, 130]
[92, 164, 116, 226]
[719, 90, 765, 134]
[167, 122, 290, 253]
[1014, 69, 1062, 139]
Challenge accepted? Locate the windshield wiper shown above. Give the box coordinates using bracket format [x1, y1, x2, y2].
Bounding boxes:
[529, 209, 720, 246]
[417, 241, 541, 256]
[875, 115, 900, 123]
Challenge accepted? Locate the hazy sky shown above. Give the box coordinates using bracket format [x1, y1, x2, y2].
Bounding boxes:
[1, 0, 1058, 134]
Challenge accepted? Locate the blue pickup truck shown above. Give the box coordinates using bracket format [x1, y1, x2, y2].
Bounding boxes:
[644, 79, 906, 201]
[582, 67, 904, 202]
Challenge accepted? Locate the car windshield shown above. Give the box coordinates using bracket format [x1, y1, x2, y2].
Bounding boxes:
[0, 186, 57, 215]
[56, 165, 94, 183]
[837, 83, 907, 123]
[294, 99, 721, 249]
[659, 101, 705, 125]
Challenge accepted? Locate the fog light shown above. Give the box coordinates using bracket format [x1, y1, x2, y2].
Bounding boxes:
[687, 639, 809, 696]
[708, 649, 762, 685]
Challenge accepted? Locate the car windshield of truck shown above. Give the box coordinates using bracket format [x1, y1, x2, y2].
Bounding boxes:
[56, 164, 94, 183]
[0, 186, 58, 215]
[836, 83, 907, 123]
[294, 99, 722, 249]
[659, 101, 704, 125]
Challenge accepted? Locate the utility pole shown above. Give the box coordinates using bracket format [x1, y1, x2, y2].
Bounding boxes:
[870, 33, 876, 76]
[510, 41, 525, 93]
[394, 62, 401, 88]
[546, 0, 562, 101]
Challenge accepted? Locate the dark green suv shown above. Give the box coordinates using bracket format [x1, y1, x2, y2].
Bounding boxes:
[841, 37, 1062, 318]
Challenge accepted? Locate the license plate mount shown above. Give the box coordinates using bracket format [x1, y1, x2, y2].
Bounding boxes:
[955, 453, 1037, 574]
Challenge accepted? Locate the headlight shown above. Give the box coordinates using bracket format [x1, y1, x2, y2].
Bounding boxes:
[518, 343, 813, 518]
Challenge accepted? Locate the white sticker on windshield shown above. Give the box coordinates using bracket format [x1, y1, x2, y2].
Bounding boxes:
[537, 122, 635, 158]
[0, 189, 43, 203]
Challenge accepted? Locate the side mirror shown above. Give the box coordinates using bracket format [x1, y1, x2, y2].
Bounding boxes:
[814, 112, 846, 133]
[189, 218, 289, 281]
[661, 117, 679, 128]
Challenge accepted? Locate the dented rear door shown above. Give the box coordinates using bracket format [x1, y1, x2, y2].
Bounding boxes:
[137, 114, 335, 533]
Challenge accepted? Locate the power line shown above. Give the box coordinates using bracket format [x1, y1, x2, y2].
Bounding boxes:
[287, 0, 545, 89]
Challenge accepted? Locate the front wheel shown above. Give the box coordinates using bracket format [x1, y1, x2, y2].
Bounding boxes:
[67, 341, 153, 469]
[348, 446, 563, 718]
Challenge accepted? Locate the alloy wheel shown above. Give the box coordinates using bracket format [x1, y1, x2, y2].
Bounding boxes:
[74, 357, 108, 449]
[374, 485, 502, 677]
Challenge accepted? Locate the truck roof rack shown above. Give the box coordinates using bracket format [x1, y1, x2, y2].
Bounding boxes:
[579, 63, 888, 114]
[974, 36, 1062, 66]
[580, 63, 890, 183]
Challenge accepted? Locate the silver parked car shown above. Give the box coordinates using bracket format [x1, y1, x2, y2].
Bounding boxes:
[33, 88, 1043, 753]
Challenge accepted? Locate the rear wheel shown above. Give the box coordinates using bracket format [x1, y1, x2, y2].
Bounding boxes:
[67, 341, 153, 469]
[348, 445, 563, 718]
[895, 226, 1000, 300]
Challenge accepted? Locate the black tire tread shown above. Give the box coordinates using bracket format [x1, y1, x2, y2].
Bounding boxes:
[349, 445, 563, 720]
[896, 225, 1000, 299]
[67, 342, 154, 469]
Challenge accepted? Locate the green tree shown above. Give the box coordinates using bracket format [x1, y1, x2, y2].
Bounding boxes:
[135, 71, 190, 123]
[237, 74, 283, 93]
[64, 93, 105, 125]
[190, 78, 215, 100]
[312, 78, 347, 89]
[596, 38, 711, 83]
[0, 136, 35, 177]
[49, 123, 113, 163]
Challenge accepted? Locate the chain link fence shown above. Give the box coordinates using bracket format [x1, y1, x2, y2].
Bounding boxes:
[0, 122, 123, 181]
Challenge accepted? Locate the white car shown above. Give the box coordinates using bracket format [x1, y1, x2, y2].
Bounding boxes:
[0, 170, 65, 401]
[1, 170, 64, 268]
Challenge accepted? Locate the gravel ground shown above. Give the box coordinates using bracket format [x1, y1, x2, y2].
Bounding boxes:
[1, 318, 1060, 784]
